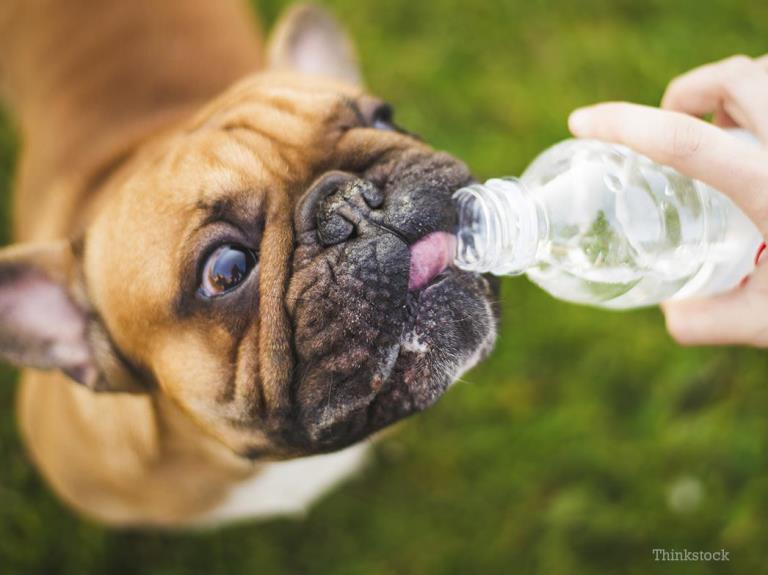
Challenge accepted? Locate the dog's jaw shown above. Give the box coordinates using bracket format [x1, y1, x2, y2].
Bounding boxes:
[368, 269, 498, 429]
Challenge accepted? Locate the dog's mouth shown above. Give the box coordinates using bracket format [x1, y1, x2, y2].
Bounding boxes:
[283, 150, 498, 452]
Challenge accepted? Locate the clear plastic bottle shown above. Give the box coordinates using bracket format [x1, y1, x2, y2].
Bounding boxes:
[453, 136, 765, 309]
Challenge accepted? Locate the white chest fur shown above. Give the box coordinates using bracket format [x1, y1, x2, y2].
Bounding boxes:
[197, 442, 370, 526]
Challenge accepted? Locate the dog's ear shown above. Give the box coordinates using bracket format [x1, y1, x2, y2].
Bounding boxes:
[267, 3, 361, 86]
[0, 241, 143, 392]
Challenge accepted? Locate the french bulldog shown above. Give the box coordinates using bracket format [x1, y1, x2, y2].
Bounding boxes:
[0, 0, 497, 526]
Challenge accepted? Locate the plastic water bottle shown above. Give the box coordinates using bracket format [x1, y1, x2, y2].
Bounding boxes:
[453, 136, 765, 309]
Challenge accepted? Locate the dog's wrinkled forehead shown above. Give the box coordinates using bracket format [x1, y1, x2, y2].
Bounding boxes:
[189, 73, 365, 179]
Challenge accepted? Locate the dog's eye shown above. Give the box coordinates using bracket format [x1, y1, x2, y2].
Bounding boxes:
[200, 245, 257, 297]
[365, 102, 419, 139]
[371, 103, 397, 131]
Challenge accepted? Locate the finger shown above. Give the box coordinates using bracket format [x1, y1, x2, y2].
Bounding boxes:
[569, 102, 768, 235]
[713, 106, 738, 129]
[662, 265, 768, 347]
[661, 55, 768, 143]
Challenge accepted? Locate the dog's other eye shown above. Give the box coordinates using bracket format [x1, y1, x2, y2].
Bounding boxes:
[200, 245, 257, 297]
[361, 100, 419, 139]
[370, 103, 397, 131]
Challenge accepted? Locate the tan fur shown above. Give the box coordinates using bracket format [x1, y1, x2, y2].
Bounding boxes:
[0, 0, 265, 527]
[1, 0, 440, 527]
[0, 0, 263, 241]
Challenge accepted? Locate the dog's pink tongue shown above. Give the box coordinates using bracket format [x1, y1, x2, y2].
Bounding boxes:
[408, 232, 456, 290]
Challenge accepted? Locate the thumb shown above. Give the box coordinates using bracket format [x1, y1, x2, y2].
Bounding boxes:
[662, 266, 768, 347]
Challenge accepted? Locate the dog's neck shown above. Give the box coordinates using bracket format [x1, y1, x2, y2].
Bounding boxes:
[0, 0, 262, 239]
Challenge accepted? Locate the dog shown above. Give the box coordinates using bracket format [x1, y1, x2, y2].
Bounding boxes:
[0, 0, 497, 526]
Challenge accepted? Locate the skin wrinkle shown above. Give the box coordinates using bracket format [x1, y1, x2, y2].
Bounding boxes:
[85, 306, 156, 393]
[221, 119, 305, 153]
[221, 127, 284, 177]
[215, 321, 248, 405]
[231, 315, 264, 416]
[219, 124, 314, 187]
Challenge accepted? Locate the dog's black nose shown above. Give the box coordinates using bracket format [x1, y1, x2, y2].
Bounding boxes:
[294, 171, 383, 246]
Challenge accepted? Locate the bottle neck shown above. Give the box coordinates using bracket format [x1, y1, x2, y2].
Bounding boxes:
[453, 177, 546, 275]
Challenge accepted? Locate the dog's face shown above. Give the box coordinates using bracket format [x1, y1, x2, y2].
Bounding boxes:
[0, 7, 497, 457]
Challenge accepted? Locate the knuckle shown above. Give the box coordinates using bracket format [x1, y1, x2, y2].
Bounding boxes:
[723, 64, 763, 94]
[721, 77, 746, 101]
[724, 54, 753, 70]
[662, 77, 685, 103]
[660, 117, 703, 161]
[667, 77, 685, 94]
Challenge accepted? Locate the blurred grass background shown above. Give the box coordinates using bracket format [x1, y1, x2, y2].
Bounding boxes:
[2, 0, 768, 573]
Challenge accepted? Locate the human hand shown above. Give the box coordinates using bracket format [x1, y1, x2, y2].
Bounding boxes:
[567, 55, 768, 347]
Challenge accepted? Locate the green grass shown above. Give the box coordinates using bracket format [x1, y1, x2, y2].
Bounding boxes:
[2, 1, 768, 573]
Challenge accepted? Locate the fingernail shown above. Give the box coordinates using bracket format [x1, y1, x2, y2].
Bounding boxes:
[568, 107, 592, 135]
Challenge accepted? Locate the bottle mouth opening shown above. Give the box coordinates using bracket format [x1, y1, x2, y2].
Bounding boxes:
[452, 178, 539, 276]
[453, 185, 493, 273]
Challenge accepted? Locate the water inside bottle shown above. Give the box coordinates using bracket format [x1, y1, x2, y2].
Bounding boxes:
[522, 140, 755, 308]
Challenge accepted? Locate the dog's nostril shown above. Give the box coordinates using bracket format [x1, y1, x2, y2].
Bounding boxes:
[294, 171, 357, 238]
[361, 183, 384, 209]
[316, 189, 361, 246]
[317, 211, 355, 246]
